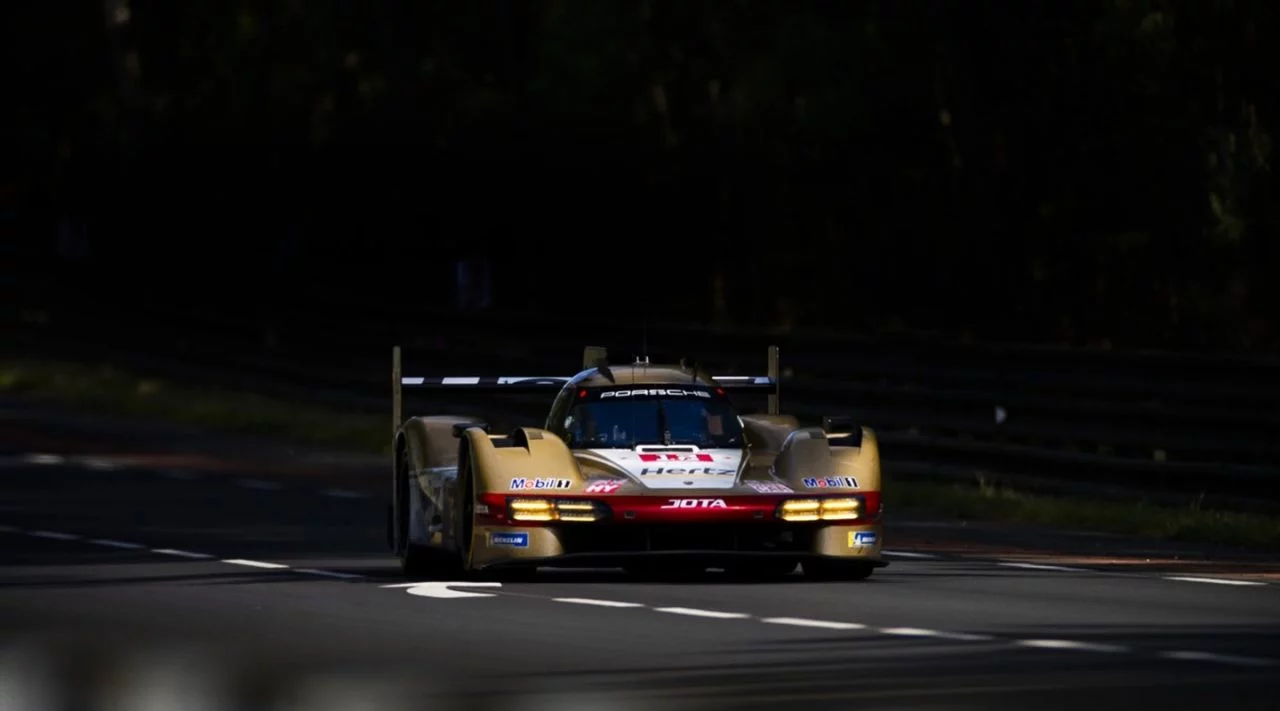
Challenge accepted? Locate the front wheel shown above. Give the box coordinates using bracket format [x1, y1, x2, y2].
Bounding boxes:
[396, 455, 452, 578]
[803, 559, 876, 581]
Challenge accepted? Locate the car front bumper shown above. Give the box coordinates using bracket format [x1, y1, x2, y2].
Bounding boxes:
[470, 520, 885, 570]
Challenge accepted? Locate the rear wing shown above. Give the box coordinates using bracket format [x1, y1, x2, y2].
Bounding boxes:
[391, 344, 782, 436]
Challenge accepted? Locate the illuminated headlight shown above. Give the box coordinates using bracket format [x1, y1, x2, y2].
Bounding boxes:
[776, 497, 861, 522]
[508, 498, 610, 522]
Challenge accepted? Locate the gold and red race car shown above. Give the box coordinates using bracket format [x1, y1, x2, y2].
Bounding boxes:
[387, 346, 886, 580]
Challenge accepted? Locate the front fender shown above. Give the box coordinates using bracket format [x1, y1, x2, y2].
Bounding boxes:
[463, 426, 585, 495]
[773, 426, 881, 498]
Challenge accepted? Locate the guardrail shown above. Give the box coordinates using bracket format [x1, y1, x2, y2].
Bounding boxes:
[6, 288, 1280, 512]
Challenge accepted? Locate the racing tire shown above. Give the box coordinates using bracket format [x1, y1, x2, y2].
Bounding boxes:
[456, 443, 480, 575]
[802, 559, 876, 581]
[396, 449, 451, 578]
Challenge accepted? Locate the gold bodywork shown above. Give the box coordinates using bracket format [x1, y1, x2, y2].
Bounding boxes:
[390, 346, 886, 579]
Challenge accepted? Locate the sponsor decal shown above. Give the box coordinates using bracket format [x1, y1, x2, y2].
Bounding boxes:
[639, 453, 714, 463]
[640, 467, 736, 476]
[802, 476, 859, 489]
[848, 531, 878, 547]
[600, 389, 711, 399]
[509, 477, 573, 490]
[660, 498, 728, 509]
[490, 532, 530, 548]
[745, 480, 793, 494]
[584, 480, 623, 494]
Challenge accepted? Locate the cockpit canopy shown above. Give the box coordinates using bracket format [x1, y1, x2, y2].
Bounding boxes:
[560, 386, 744, 450]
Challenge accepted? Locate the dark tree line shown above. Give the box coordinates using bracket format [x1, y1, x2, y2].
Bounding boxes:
[5, 1, 1279, 353]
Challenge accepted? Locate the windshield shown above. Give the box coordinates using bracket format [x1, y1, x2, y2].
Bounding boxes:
[562, 387, 744, 449]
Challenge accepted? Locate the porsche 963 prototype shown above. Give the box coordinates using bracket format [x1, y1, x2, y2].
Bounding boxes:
[388, 345, 886, 580]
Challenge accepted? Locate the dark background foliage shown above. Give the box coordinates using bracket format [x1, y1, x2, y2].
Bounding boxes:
[5, 0, 1278, 352]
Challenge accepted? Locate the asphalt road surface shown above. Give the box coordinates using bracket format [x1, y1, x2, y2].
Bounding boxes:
[2, 401, 1279, 711]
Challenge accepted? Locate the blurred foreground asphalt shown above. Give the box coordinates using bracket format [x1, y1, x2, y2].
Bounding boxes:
[2, 399, 1279, 711]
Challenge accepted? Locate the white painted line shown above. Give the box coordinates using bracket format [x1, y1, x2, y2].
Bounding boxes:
[88, 538, 147, 550]
[998, 562, 1088, 573]
[321, 488, 369, 499]
[653, 607, 751, 620]
[150, 548, 213, 560]
[222, 558, 290, 569]
[160, 469, 202, 480]
[80, 458, 120, 471]
[294, 568, 366, 580]
[23, 453, 65, 465]
[879, 627, 993, 641]
[1158, 650, 1277, 667]
[553, 598, 646, 608]
[1015, 639, 1128, 653]
[760, 617, 867, 631]
[26, 530, 80, 541]
[238, 479, 284, 491]
[881, 550, 938, 559]
[0, 524, 20, 534]
[1164, 576, 1266, 587]
[381, 582, 502, 598]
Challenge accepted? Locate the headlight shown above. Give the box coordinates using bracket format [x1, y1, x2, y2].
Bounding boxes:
[508, 497, 610, 522]
[776, 497, 861, 521]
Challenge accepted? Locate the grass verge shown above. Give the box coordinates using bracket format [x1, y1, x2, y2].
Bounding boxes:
[0, 358, 387, 453]
[3, 357, 1277, 549]
[889, 478, 1280, 550]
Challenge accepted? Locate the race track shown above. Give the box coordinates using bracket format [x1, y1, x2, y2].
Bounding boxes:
[2, 401, 1278, 710]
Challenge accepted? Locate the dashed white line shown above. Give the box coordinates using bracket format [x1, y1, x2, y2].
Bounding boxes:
[26, 530, 80, 541]
[222, 558, 290, 569]
[150, 548, 214, 560]
[87, 538, 147, 550]
[1164, 576, 1267, 587]
[654, 607, 751, 619]
[22, 453, 65, 465]
[320, 488, 369, 499]
[80, 457, 120, 471]
[9, 518, 1280, 674]
[998, 562, 1087, 573]
[879, 627, 993, 641]
[294, 568, 366, 580]
[553, 598, 646, 608]
[1015, 639, 1129, 653]
[760, 617, 867, 631]
[238, 479, 284, 491]
[1158, 650, 1277, 667]
[882, 550, 938, 559]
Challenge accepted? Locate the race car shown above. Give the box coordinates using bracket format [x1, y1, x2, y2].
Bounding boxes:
[387, 345, 886, 580]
